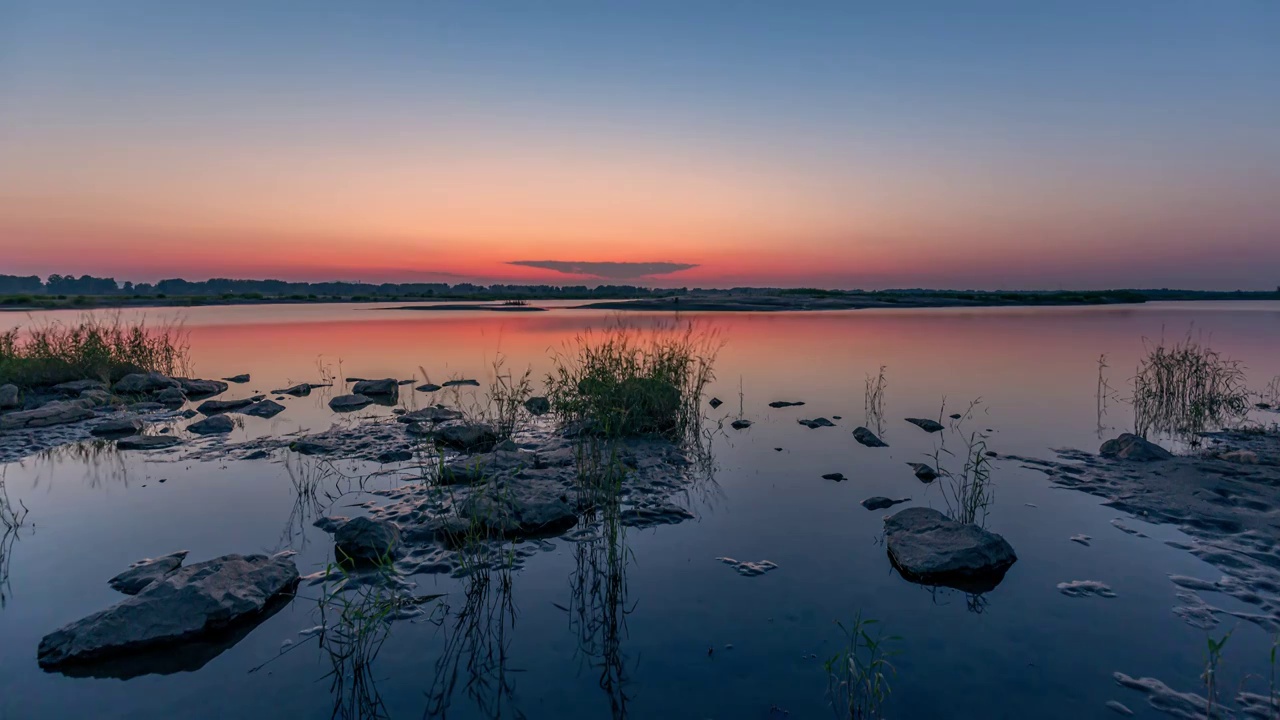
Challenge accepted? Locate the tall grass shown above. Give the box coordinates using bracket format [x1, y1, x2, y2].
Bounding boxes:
[864, 366, 886, 435]
[0, 471, 29, 608]
[546, 321, 719, 441]
[0, 315, 189, 387]
[1132, 334, 1249, 439]
[825, 613, 900, 720]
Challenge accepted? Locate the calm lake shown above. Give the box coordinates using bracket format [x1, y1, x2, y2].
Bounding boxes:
[3, 301, 1279, 719]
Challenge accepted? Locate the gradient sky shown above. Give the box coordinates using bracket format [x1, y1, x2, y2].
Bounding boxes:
[2, 1, 1278, 289]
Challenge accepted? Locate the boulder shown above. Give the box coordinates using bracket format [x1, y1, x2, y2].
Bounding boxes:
[90, 416, 143, 437]
[176, 378, 228, 398]
[154, 387, 187, 406]
[0, 383, 20, 410]
[116, 435, 183, 450]
[37, 553, 299, 668]
[188, 415, 235, 435]
[798, 417, 835, 429]
[884, 507, 1016, 592]
[113, 372, 179, 394]
[0, 398, 95, 430]
[524, 396, 551, 416]
[329, 394, 373, 412]
[242, 400, 285, 418]
[351, 378, 398, 397]
[415, 383, 442, 393]
[108, 551, 189, 595]
[51, 379, 107, 395]
[861, 496, 910, 511]
[442, 379, 480, 388]
[853, 426, 888, 447]
[907, 462, 939, 482]
[1099, 434, 1173, 462]
[433, 423, 500, 452]
[223, 374, 251, 383]
[333, 517, 401, 565]
[196, 397, 256, 415]
[905, 417, 945, 433]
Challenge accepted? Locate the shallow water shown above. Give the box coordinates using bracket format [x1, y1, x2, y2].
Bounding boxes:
[2, 301, 1279, 719]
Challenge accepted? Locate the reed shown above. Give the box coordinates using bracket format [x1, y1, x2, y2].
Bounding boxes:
[0, 315, 189, 387]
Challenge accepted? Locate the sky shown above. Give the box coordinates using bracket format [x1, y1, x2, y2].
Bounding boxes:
[1, 1, 1277, 290]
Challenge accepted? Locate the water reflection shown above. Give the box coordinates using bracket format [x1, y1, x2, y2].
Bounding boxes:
[566, 497, 634, 718]
[0, 470, 29, 607]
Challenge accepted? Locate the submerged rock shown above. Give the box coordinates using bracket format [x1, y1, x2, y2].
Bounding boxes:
[852, 426, 888, 447]
[242, 399, 285, 418]
[862, 496, 910, 511]
[188, 415, 235, 435]
[1057, 580, 1116, 598]
[396, 406, 463, 424]
[196, 397, 257, 415]
[90, 416, 143, 437]
[907, 462, 939, 482]
[884, 507, 1016, 592]
[433, 423, 500, 452]
[905, 417, 945, 433]
[0, 398, 96, 430]
[523, 396, 551, 416]
[272, 383, 314, 396]
[113, 372, 179, 394]
[37, 553, 299, 668]
[117, 435, 183, 450]
[798, 417, 835, 429]
[716, 557, 779, 577]
[329, 394, 373, 412]
[458, 480, 577, 538]
[768, 401, 804, 408]
[352, 378, 399, 396]
[1099, 434, 1172, 462]
[108, 551, 189, 595]
[377, 448, 413, 464]
[333, 517, 401, 564]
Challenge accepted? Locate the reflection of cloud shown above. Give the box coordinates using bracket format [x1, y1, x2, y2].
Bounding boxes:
[508, 260, 697, 280]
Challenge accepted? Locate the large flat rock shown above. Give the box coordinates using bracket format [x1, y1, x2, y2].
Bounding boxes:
[884, 507, 1016, 592]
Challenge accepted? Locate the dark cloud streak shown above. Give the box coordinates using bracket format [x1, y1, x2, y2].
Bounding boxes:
[508, 260, 697, 279]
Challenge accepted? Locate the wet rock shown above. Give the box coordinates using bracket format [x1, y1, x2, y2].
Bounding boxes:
[949, 413, 963, 420]
[37, 553, 299, 668]
[1070, 534, 1092, 546]
[1057, 580, 1115, 598]
[196, 397, 257, 415]
[272, 383, 313, 396]
[90, 416, 143, 437]
[619, 503, 696, 528]
[113, 372, 180, 394]
[352, 378, 399, 396]
[0, 383, 18, 409]
[716, 557, 778, 577]
[79, 388, 113, 407]
[1104, 700, 1134, 716]
[861, 496, 910, 511]
[730, 419, 753, 430]
[117, 435, 183, 450]
[188, 415, 235, 435]
[798, 417, 835, 429]
[242, 399, 285, 418]
[333, 517, 401, 564]
[223, 374, 251, 383]
[822, 472, 846, 481]
[176, 378, 228, 398]
[313, 516, 348, 533]
[1099, 434, 1172, 462]
[180, 409, 198, 419]
[884, 507, 1017, 591]
[905, 417, 945, 433]
[852, 426, 888, 447]
[1218, 449, 1259, 465]
[154, 387, 187, 406]
[437, 448, 529, 485]
[329, 394, 373, 412]
[442, 378, 480, 388]
[708, 397, 723, 409]
[0, 398, 96, 430]
[524, 396, 551, 416]
[108, 551, 189, 595]
[397, 406, 463, 424]
[377, 449, 414, 464]
[907, 462, 939, 482]
[459, 481, 577, 538]
[51, 379, 106, 395]
[293, 437, 340, 455]
[768, 401, 804, 408]
[433, 423, 500, 452]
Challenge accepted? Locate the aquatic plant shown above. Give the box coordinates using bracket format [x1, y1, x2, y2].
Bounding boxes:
[924, 399, 994, 527]
[546, 321, 719, 441]
[1096, 353, 1122, 437]
[485, 356, 535, 441]
[825, 613, 900, 720]
[1203, 628, 1232, 717]
[0, 314, 189, 387]
[1262, 376, 1280, 408]
[1132, 333, 1249, 440]
[864, 366, 887, 435]
[0, 472, 30, 608]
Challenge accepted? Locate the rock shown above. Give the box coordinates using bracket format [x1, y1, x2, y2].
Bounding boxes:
[716, 557, 779, 577]
[1099, 434, 1172, 462]
[272, 383, 313, 396]
[0, 383, 18, 409]
[113, 372, 179, 394]
[196, 397, 256, 415]
[332, 517, 401, 564]
[377, 449, 414, 464]
[242, 400, 285, 418]
[768, 401, 804, 408]
[459, 480, 577, 538]
[730, 419, 753, 430]
[905, 417, 945, 433]
[352, 378, 399, 396]
[524, 396, 551, 416]
[433, 423, 500, 452]
[176, 378, 228, 398]
[292, 437, 340, 455]
[37, 553, 299, 668]
[798, 417, 835, 429]
[79, 388, 113, 407]
[853, 426, 888, 447]
[1104, 700, 1135, 716]
[0, 398, 95, 430]
[223, 374, 251, 383]
[1219, 449, 1259, 464]
[108, 551, 189, 595]
[862, 496, 910, 511]
[51, 379, 106, 395]
[884, 507, 1017, 591]
[416, 383, 442, 393]
[188, 415, 235, 435]
[442, 379, 480, 388]
[128, 401, 166, 413]
[907, 462, 939, 482]
[154, 387, 188, 406]
[180, 409, 198, 419]
[397, 406, 463, 424]
[329, 394, 373, 412]
[822, 472, 846, 481]
[708, 397, 723, 409]
[116, 435, 183, 450]
[90, 416, 143, 437]
[950, 413, 963, 420]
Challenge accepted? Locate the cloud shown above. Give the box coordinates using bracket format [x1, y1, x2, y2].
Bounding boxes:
[507, 260, 698, 280]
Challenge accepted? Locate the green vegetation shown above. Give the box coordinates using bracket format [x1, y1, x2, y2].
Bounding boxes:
[1132, 334, 1250, 439]
[0, 316, 189, 387]
[825, 613, 900, 720]
[546, 322, 718, 440]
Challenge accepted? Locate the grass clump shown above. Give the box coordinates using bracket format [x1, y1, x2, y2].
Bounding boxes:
[1132, 333, 1249, 439]
[546, 322, 718, 441]
[0, 315, 189, 387]
[825, 613, 900, 719]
